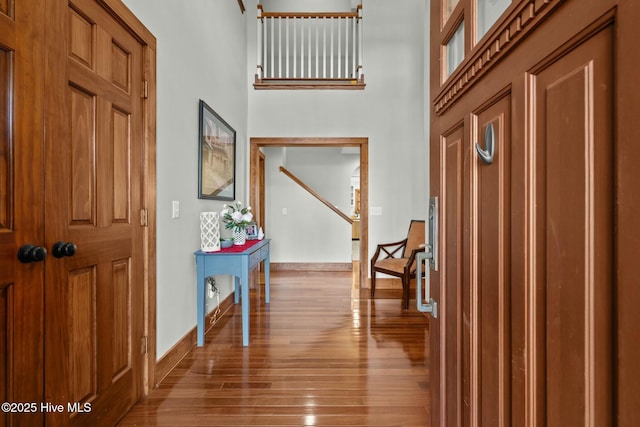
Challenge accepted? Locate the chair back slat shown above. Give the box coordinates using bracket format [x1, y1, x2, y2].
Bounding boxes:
[403, 220, 425, 258]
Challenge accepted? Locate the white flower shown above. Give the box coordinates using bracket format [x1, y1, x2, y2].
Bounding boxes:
[231, 211, 243, 222]
[221, 200, 254, 231]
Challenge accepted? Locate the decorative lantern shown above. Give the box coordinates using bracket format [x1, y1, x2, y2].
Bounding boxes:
[200, 212, 220, 252]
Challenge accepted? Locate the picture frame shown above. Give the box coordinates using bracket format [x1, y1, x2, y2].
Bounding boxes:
[245, 222, 259, 240]
[198, 99, 236, 200]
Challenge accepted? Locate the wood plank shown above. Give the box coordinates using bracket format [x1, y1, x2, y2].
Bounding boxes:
[120, 270, 430, 426]
[154, 293, 236, 388]
[270, 262, 352, 272]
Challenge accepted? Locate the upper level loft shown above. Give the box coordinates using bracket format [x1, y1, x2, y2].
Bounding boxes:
[254, 1, 365, 90]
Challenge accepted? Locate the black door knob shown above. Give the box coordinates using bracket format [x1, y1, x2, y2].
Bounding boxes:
[17, 245, 48, 263]
[52, 241, 77, 258]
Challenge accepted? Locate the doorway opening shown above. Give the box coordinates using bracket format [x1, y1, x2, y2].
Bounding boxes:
[250, 137, 369, 288]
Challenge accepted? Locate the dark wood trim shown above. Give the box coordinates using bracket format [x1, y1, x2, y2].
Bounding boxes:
[101, 0, 157, 396]
[434, 0, 564, 114]
[252, 137, 366, 147]
[271, 263, 353, 272]
[254, 80, 365, 90]
[279, 166, 353, 224]
[237, 0, 245, 14]
[616, 1, 640, 423]
[154, 293, 235, 387]
[261, 11, 358, 19]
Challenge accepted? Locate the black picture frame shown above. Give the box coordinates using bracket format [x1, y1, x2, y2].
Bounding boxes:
[198, 99, 236, 200]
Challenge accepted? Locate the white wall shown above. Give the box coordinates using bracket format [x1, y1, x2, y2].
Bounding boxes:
[122, 0, 249, 358]
[247, 0, 429, 265]
[121, 0, 429, 360]
[264, 147, 359, 263]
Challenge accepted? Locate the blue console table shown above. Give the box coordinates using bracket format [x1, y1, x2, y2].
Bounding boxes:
[194, 238, 270, 347]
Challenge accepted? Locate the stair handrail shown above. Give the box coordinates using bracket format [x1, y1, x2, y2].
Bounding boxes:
[279, 166, 353, 225]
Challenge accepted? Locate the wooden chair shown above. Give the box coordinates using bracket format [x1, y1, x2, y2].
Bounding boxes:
[370, 220, 425, 309]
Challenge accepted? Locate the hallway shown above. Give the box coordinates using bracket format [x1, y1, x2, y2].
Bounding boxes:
[119, 270, 430, 426]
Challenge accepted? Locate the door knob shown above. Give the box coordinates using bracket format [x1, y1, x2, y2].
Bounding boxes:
[17, 245, 48, 263]
[52, 241, 77, 258]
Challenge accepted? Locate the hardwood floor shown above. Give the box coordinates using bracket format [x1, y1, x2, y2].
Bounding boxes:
[119, 270, 430, 426]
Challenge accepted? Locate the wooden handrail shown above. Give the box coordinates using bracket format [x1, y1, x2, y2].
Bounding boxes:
[279, 166, 353, 225]
[261, 11, 359, 19]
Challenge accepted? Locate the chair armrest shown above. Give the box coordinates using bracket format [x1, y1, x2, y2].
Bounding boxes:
[371, 238, 408, 264]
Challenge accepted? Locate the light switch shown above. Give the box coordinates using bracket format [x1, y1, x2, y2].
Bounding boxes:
[172, 200, 180, 218]
[282, 207, 288, 215]
[370, 206, 382, 216]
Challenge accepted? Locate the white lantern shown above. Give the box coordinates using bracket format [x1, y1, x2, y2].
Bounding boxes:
[200, 212, 220, 252]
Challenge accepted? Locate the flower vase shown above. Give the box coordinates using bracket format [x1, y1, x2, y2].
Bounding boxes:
[232, 228, 246, 245]
[200, 212, 220, 252]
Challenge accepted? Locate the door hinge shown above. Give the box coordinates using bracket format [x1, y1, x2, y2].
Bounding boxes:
[141, 80, 148, 99]
[140, 208, 148, 227]
[141, 336, 148, 355]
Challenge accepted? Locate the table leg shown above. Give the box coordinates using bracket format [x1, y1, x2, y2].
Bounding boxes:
[234, 276, 240, 304]
[196, 257, 206, 346]
[265, 251, 270, 303]
[241, 257, 250, 346]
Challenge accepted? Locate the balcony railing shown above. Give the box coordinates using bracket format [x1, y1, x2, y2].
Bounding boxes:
[254, 4, 365, 90]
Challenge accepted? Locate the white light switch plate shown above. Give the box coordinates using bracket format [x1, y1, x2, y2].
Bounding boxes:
[172, 200, 180, 218]
[370, 206, 382, 216]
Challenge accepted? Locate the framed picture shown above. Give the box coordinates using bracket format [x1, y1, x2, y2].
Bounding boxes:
[245, 222, 259, 240]
[198, 99, 236, 200]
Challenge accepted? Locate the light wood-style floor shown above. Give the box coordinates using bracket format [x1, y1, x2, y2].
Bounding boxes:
[119, 270, 430, 426]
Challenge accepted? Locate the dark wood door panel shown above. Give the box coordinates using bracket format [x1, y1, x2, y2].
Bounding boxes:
[473, 94, 512, 427]
[0, 283, 9, 427]
[530, 25, 613, 427]
[437, 124, 467, 427]
[44, 0, 145, 425]
[430, 1, 629, 425]
[2, 1, 152, 425]
[0, 1, 45, 426]
[0, 49, 10, 232]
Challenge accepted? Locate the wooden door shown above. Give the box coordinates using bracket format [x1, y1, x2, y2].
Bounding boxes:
[429, 0, 638, 425]
[43, 0, 146, 425]
[0, 1, 46, 426]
